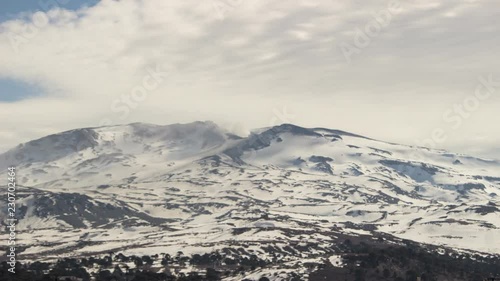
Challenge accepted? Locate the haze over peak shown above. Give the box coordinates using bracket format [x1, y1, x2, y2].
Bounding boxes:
[1, 0, 500, 160]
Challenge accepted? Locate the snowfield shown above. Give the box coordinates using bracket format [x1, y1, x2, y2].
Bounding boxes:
[0, 121, 499, 265]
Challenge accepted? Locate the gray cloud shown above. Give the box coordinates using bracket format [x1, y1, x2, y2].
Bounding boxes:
[0, 0, 499, 159]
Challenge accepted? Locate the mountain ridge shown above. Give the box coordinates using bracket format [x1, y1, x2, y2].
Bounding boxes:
[0, 121, 499, 271]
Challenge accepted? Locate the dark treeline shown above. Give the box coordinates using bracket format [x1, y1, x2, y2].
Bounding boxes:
[0, 251, 270, 281]
[1, 240, 500, 281]
[309, 238, 500, 281]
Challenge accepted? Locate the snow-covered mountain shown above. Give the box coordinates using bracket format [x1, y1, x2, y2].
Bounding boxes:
[1, 121, 499, 270]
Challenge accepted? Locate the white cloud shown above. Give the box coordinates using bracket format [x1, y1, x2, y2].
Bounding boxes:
[0, 0, 499, 159]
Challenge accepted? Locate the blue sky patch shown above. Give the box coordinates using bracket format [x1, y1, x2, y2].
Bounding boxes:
[0, 0, 100, 22]
[0, 78, 42, 102]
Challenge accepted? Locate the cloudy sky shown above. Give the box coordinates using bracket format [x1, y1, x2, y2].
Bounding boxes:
[0, 0, 499, 159]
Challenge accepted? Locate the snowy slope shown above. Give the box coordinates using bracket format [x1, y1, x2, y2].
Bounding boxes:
[0, 122, 499, 264]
